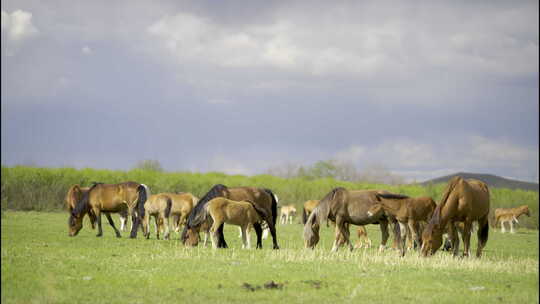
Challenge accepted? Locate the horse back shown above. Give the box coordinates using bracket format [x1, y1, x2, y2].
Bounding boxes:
[90, 182, 141, 211]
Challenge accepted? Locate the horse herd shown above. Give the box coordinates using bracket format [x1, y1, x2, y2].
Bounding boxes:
[66, 176, 531, 258]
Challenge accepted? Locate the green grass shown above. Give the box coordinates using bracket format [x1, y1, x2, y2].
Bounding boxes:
[2, 211, 538, 303]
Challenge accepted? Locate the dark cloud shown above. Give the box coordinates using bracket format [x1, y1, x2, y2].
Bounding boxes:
[1, 1, 538, 182]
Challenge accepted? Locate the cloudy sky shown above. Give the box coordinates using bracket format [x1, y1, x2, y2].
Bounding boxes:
[1, 1, 538, 182]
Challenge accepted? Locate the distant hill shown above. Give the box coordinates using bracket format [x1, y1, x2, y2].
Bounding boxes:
[421, 172, 539, 192]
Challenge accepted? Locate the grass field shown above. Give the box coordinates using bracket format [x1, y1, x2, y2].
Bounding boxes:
[2, 211, 538, 303]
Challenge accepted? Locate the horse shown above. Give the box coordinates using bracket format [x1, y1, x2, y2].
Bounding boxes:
[302, 200, 319, 224]
[367, 194, 436, 256]
[421, 176, 490, 258]
[303, 187, 397, 252]
[161, 192, 198, 237]
[493, 205, 531, 233]
[65, 184, 131, 232]
[142, 194, 172, 240]
[181, 184, 280, 249]
[68, 181, 149, 238]
[205, 198, 271, 249]
[280, 205, 297, 224]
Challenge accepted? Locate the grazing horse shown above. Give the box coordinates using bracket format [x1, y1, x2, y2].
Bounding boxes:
[181, 184, 280, 249]
[142, 194, 173, 240]
[493, 205, 531, 233]
[205, 198, 272, 249]
[302, 200, 320, 224]
[65, 184, 131, 231]
[421, 177, 490, 258]
[303, 188, 396, 252]
[68, 181, 149, 238]
[280, 205, 297, 224]
[367, 194, 436, 256]
[161, 192, 198, 237]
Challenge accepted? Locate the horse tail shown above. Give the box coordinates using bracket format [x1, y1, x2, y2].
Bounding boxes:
[137, 184, 148, 219]
[263, 188, 279, 226]
[302, 207, 308, 224]
[164, 195, 172, 219]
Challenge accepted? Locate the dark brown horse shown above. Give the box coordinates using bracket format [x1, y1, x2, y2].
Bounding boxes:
[421, 177, 490, 258]
[303, 187, 396, 252]
[68, 181, 148, 238]
[181, 184, 279, 249]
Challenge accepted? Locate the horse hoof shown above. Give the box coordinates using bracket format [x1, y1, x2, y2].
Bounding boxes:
[116, 234, 121, 238]
[96, 234, 102, 237]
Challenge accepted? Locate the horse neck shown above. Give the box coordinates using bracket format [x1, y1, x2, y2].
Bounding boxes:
[517, 207, 528, 217]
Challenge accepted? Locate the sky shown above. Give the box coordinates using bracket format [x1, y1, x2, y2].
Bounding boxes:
[1, 1, 538, 183]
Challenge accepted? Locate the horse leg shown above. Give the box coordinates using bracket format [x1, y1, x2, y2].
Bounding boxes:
[267, 220, 279, 250]
[461, 221, 472, 257]
[95, 209, 103, 237]
[210, 223, 219, 249]
[217, 223, 228, 248]
[163, 214, 170, 240]
[241, 225, 249, 249]
[509, 219, 515, 234]
[408, 220, 420, 251]
[447, 222, 460, 257]
[379, 219, 390, 252]
[104, 213, 122, 238]
[398, 222, 408, 257]
[500, 220, 506, 233]
[151, 216, 158, 240]
[129, 212, 141, 239]
[253, 222, 263, 249]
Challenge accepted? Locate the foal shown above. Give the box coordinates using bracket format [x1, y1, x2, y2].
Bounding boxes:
[205, 198, 270, 249]
[280, 205, 297, 224]
[494, 205, 531, 233]
[142, 194, 173, 240]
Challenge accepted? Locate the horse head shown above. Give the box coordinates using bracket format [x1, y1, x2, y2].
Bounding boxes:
[68, 212, 84, 236]
[421, 206, 444, 257]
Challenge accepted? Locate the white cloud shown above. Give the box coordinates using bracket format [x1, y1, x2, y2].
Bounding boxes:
[145, 3, 538, 94]
[81, 46, 92, 55]
[1, 9, 38, 42]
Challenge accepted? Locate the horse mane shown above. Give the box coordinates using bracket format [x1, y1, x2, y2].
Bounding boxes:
[185, 184, 228, 229]
[71, 182, 101, 217]
[376, 193, 410, 200]
[438, 176, 462, 207]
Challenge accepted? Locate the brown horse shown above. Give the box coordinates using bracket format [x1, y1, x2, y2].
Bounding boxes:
[161, 192, 198, 237]
[303, 188, 397, 252]
[68, 182, 149, 238]
[205, 198, 271, 249]
[302, 200, 319, 224]
[142, 194, 173, 240]
[421, 177, 490, 258]
[493, 205, 531, 233]
[181, 184, 279, 249]
[367, 194, 436, 256]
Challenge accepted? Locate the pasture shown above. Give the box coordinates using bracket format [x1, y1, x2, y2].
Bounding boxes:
[2, 211, 538, 303]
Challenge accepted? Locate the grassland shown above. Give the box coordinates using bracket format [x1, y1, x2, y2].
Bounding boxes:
[2, 211, 538, 304]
